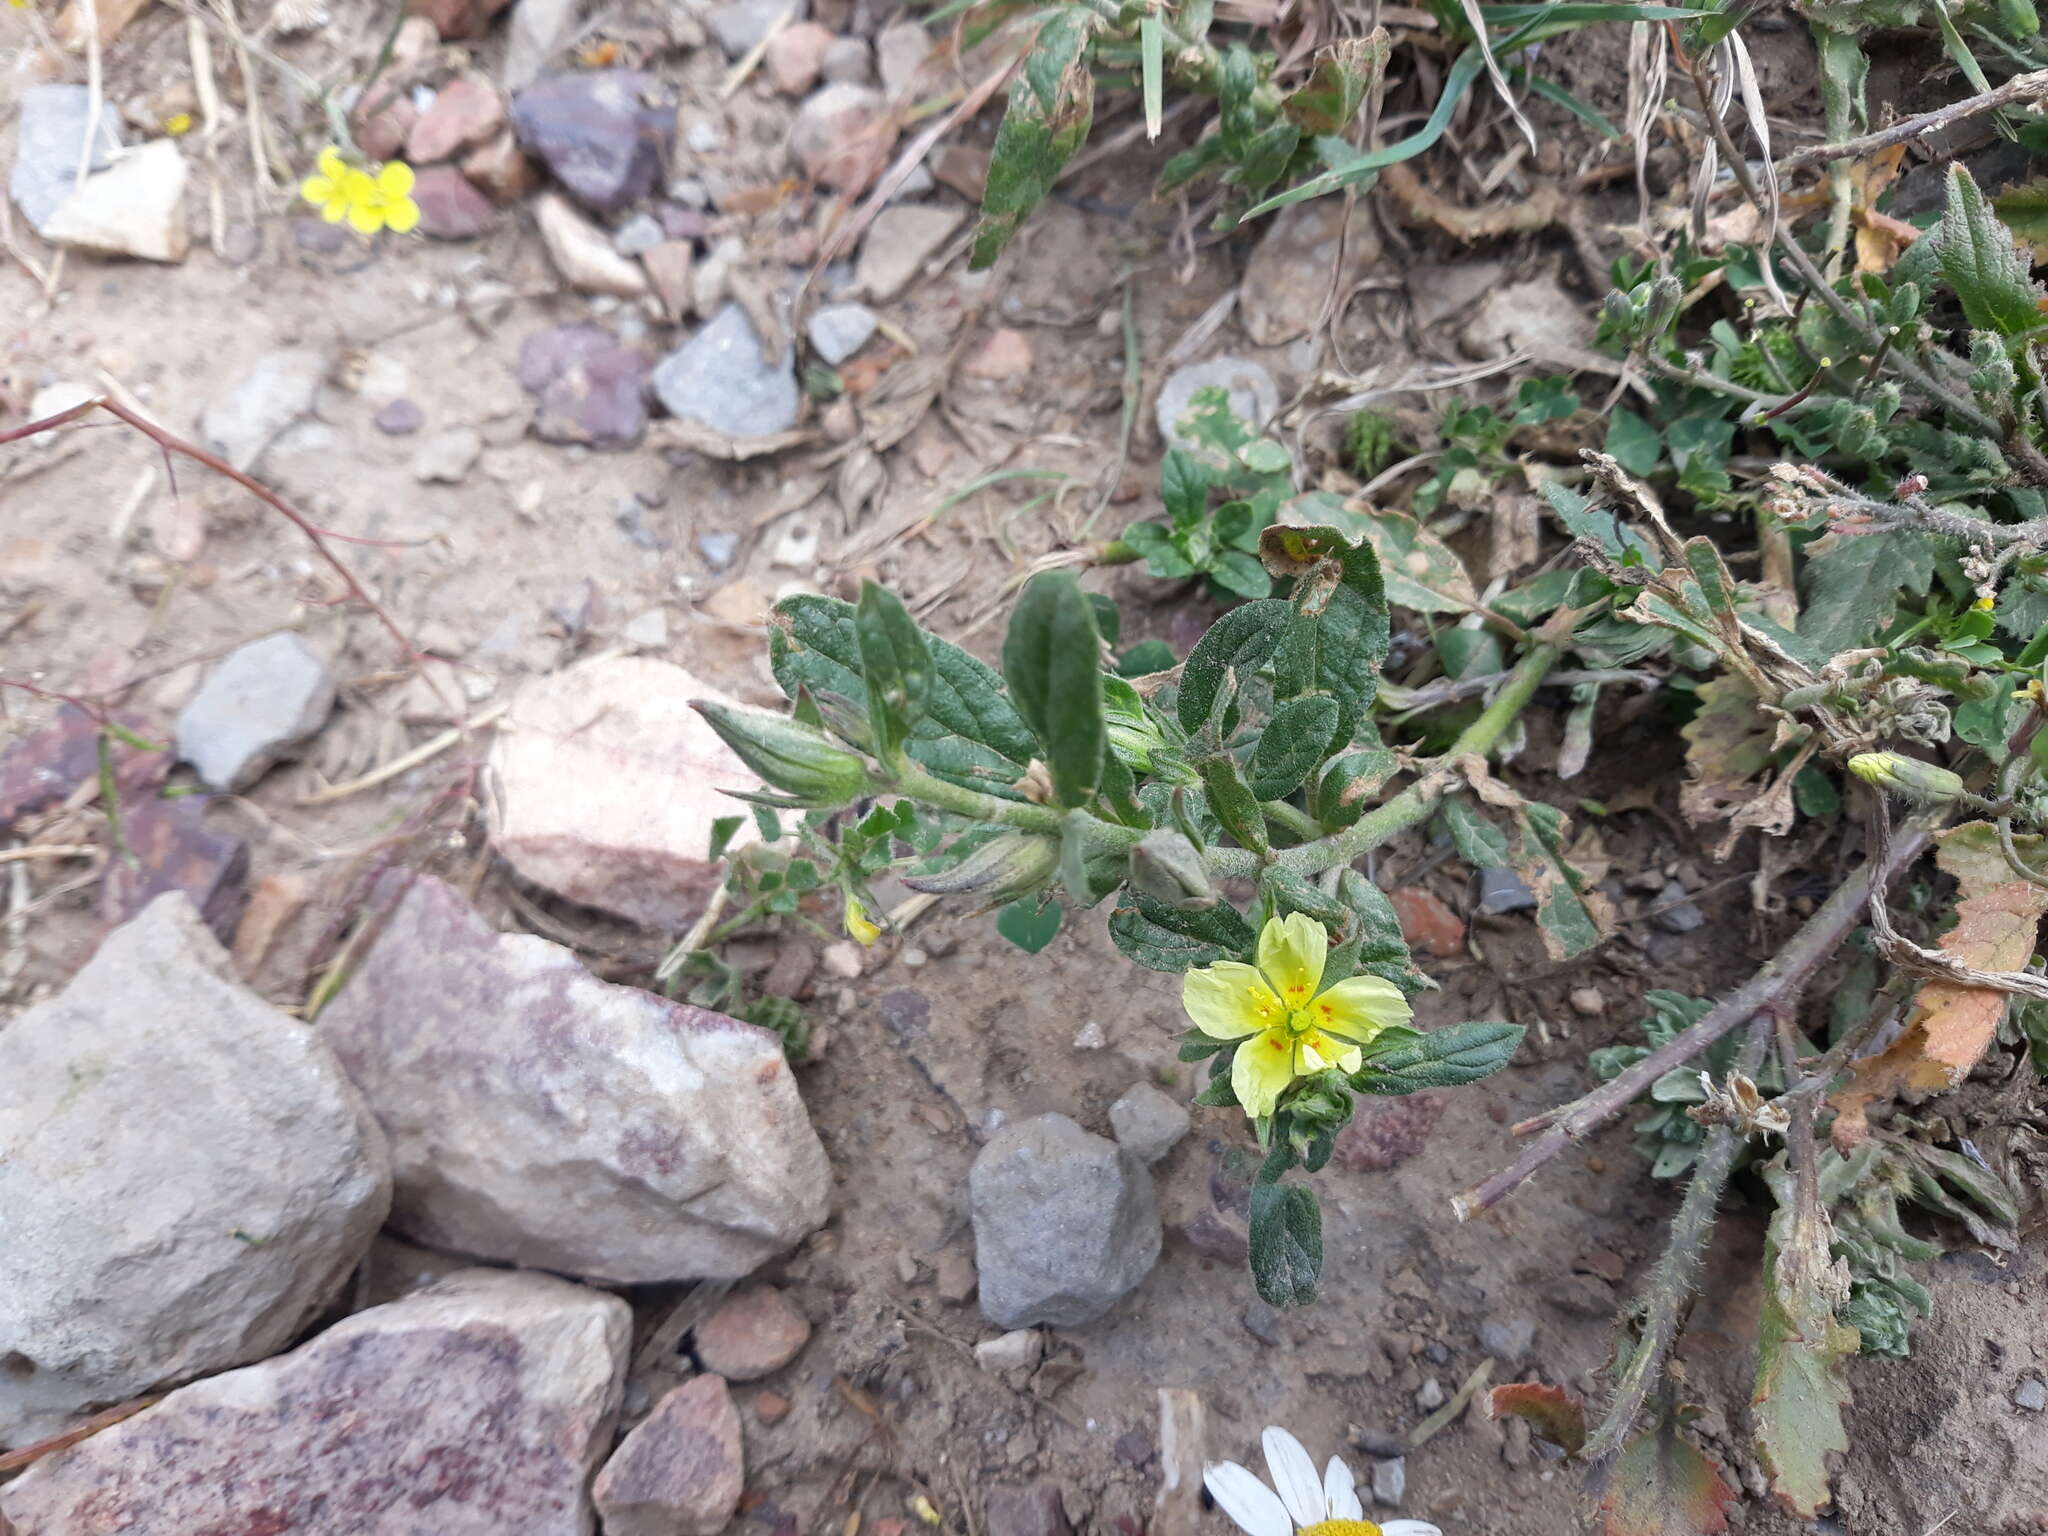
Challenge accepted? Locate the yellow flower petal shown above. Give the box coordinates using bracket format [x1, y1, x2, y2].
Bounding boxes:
[1307, 974, 1413, 1045]
[1306, 1033, 1363, 1075]
[383, 196, 421, 234]
[347, 199, 384, 235]
[844, 894, 880, 947]
[1257, 911, 1327, 1007]
[300, 174, 337, 205]
[318, 146, 349, 181]
[1231, 1026, 1298, 1120]
[376, 160, 416, 197]
[1184, 961, 1282, 1040]
[321, 197, 350, 223]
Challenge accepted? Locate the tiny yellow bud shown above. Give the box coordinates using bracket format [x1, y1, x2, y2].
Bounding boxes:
[1848, 752, 1965, 803]
[844, 893, 881, 948]
[910, 1497, 941, 1526]
[1974, 594, 1996, 612]
[164, 112, 193, 136]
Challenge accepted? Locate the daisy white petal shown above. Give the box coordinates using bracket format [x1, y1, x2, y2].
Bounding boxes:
[1203, 1461, 1292, 1536]
[1380, 1523, 1443, 1536]
[1322, 1455, 1364, 1522]
[1262, 1426, 1327, 1527]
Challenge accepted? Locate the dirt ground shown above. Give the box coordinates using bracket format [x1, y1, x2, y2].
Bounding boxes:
[6, 2, 2048, 1532]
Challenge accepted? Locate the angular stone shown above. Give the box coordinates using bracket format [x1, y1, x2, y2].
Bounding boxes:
[973, 1330, 1042, 1373]
[199, 346, 326, 472]
[1390, 885, 1464, 959]
[43, 139, 189, 263]
[174, 632, 336, 792]
[8, 83, 121, 235]
[318, 869, 830, 1281]
[0, 1270, 625, 1531]
[963, 327, 1032, 380]
[405, 0, 511, 41]
[643, 240, 695, 321]
[536, 191, 649, 297]
[97, 793, 250, 942]
[971, 1113, 1161, 1329]
[1477, 865, 1536, 914]
[504, 0, 578, 91]
[0, 894, 390, 1448]
[805, 302, 875, 365]
[594, 1375, 744, 1536]
[787, 82, 893, 191]
[461, 130, 543, 203]
[511, 71, 674, 215]
[0, 704, 166, 833]
[984, 1483, 1072, 1536]
[706, 0, 807, 57]
[414, 163, 499, 238]
[1240, 196, 1381, 347]
[875, 20, 933, 98]
[353, 95, 417, 161]
[820, 36, 872, 84]
[613, 211, 665, 255]
[693, 1286, 811, 1381]
[1156, 356, 1278, 456]
[1108, 1083, 1190, 1166]
[412, 425, 484, 483]
[518, 323, 647, 449]
[407, 75, 507, 164]
[651, 303, 799, 439]
[766, 21, 834, 95]
[854, 203, 962, 300]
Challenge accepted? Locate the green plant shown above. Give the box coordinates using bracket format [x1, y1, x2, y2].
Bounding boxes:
[1589, 990, 1795, 1177]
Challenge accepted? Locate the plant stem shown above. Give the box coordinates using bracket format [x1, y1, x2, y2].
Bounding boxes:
[1452, 814, 1936, 1220]
[1581, 1017, 1770, 1466]
[1776, 67, 2048, 173]
[1261, 798, 1323, 843]
[891, 760, 1073, 836]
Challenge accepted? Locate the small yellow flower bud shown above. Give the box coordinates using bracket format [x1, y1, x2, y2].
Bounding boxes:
[1974, 594, 1996, 612]
[164, 113, 193, 136]
[844, 893, 881, 947]
[1848, 752, 1965, 804]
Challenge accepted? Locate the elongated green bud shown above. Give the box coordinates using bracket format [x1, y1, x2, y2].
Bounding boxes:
[693, 701, 870, 807]
[1128, 828, 1218, 911]
[1848, 752, 1965, 804]
[902, 832, 1059, 902]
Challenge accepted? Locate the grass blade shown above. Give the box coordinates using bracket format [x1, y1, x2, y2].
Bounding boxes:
[1140, 12, 1163, 140]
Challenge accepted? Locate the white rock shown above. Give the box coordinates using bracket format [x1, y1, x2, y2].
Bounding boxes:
[621, 608, 670, 649]
[317, 872, 831, 1282]
[805, 302, 876, 365]
[489, 655, 761, 928]
[8, 83, 121, 234]
[0, 1270, 626, 1532]
[200, 347, 328, 473]
[768, 516, 819, 569]
[1155, 356, 1279, 457]
[174, 631, 337, 792]
[42, 139, 189, 262]
[1108, 1083, 1191, 1165]
[504, 0, 578, 91]
[411, 426, 484, 483]
[0, 894, 391, 1448]
[822, 941, 863, 979]
[536, 191, 650, 298]
[973, 1329, 1044, 1373]
[854, 203, 962, 300]
[875, 20, 933, 97]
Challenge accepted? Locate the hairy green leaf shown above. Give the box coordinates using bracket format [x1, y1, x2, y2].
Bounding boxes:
[1260, 523, 1391, 742]
[1352, 1019, 1524, 1093]
[996, 895, 1063, 953]
[1933, 163, 2043, 338]
[1596, 1412, 1736, 1536]
[1249, 693, 1341, 799]
[1311, 746, 1397, 830]
[1177, 599, 1291, 734]
[1439, 797, 1512, 868]
[1197, 754, 1270, 854]
[856, 581, 932, 758]
[1754, 1156, 1859, 1519]
[1248, 1182, 1323, 1307]
[1798, 528, 1937, 656]
[1001, 571, 1105, 807]
[970, 10, 1095, 269]
[1352, 507, 1478, 614]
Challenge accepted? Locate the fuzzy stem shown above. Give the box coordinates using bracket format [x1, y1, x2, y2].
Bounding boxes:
[891, 760, 1073, 836]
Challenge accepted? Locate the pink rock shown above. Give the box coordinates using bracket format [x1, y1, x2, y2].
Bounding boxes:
[489, 656, 759, 927]
[693, 1286, 812, 1381]
[407, 75, 506, 164]
[764, 21, 834, 96]
[97, 793, 249, 942]
[353, 95, 417, 161]
[963, 327, 1032, 380]
[1390, 885, 1464, 958]
[1333, 1092, 1445, 1173]
[461, 129, 542, 203]
[316, 870, 831, 1283]
[518, 323, 647, 449]
[0, 1270, 628, 1534]
[0, 704, 167, 832]
[404, 0, 510, 42]
[413, 163, 497, 239]
[594, 1376, 744, 1536]
[642, 240, 694, 321]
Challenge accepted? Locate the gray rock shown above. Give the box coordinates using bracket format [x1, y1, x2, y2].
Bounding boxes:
[1415, 1377, 1445, 1411]
[0, 1270, 627, 1532]
[1479, 1315, 1537, 1362]
[970, 1112, 1161, 1329]
[0, 894, 390, 1448]
[706, 0, 809, 57]
[1371, 1457, 1407, 1507]
[1108, 1083, 1190, 1165]
[375, 397, 425, 435]
[984, 1482, 1072, 1536]
[42, 138, 189, 262]
[973, 1329, 1044, 1373]
[821, 35, 873, 83]
[9, 84, 121, 235]
[652, 303, 799, 439]
[2016, 1377, 2048, 1412]
[1655, 879, 1706, 933]
[510, 71, 674, 214]
[1155, 357, 1279, 456]
[503, 0, 578, 90]
[806, 302, 877, 365]
[614, 211, 665, 255]
[595, 1375, 744, 1536]
[855, 203, 962, 300]
[875, 19, 933, 97]
[698, 529, 740, 570]
[412, 426, 483, 483]
[1240, 197, 1380, 347]
[174, 632, 336, 793]
[787, 82, 892, 190]
[1477, 865, 1537, 915]
[1241, 1300, 1283, 1347]
[200, 346, 326, 473]
[317, 870, 831, 1282]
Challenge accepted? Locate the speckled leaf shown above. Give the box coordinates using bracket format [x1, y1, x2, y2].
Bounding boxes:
[1177, 599, 1292, 734]
[1248, 1181, 1322, 1307]
[971, 10, 1095, 269]
[1597, 1414, 1736, 1536]
[1484, 1382, 1588, 1455]
[1352, 1020, 1524, 1094]
[1354, 507, 1478, 614]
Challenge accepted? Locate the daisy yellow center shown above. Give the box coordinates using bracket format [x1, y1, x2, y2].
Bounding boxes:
[1300, 1521, 1381, 1536]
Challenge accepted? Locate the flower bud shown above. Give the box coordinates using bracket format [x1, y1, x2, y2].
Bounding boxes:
[844, 892, 881, 947]
[693, 701, 870, 807]
[1848, 751, 1965, 804]
[901, 832, 1059, 903]
[1128, 829, 1218, 911]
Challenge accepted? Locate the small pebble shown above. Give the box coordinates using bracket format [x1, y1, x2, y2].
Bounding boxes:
[1071, 1019, 1107, 1050]
[974, 1329, 1044, 1373]
[1654, 879, 1706, 934]
[697, 529, 740, 570]
[754, 1389, 792, 1425]
[1350, 1427, 1406, 1459]
[900, 946, 928, 968]
[2016, 1377, 2047, 1412]
[822, 942, 863, 979]
[1371, 1458, 1406, 1507]
[1415, 1377, 1445, 1412]
[1241, 1301, 1282, 1347]
[1477, 866, 1537, 915]
[1568, 987, 1606, 1017]
[374, 398, 424, 436]
[613, 211, 665, 256]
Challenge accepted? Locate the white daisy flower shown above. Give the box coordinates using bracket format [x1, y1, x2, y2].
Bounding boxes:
[1204, 1426, 1443, 1536]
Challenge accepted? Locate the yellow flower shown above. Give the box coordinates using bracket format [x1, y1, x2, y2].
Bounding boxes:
[300, 146, 368, 224]
[164, 112, 193, 136]
[1182, 911, 1412, 1121]
[1974, 593, 1996, 612]
[844, 892, 881, 947]
[298, 147, 420, 236]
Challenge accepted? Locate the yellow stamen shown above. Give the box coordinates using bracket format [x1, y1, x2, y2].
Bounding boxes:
[1300, 1521, 1382, 1536]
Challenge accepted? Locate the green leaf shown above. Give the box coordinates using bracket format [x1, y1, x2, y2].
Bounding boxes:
[1538, 479, 1657, 563]
[1118, 639, 1177, 676]
[1352, 1020, 1523, 1093]
[1604, 408, 1665, 477]
[1309, 746, 1396, 830]
[1484, 1382, 1588, 1455]
[856, 581, 932, 758]
[708, 815, 744, 861]
[1260, 523, 1391, 743]
[1139, 11, 1163, 140]
[1249, 693, 1341, 799]
[1109, 888, 1256, 972]
[1439, 798, 1512, 868]
[1248, 1182, 1323, 1307]
[1596, 1411, 1737, 1536]
[1001, 571, 1105, 808]
[1177, 599, 1291, 734]
[1799, 529, 1937, 656]
[1197, 754, 1270, 855]
[1351, 508, 1478, 614]
[970, 10, 1096, 269]
[996, 895, 1063, 953]
[1754, 1156, 1859, 1519]
[1933, 163, 2043, 338]
[1515, 800, 1610, 961]
[1160, 449, 1213, 523]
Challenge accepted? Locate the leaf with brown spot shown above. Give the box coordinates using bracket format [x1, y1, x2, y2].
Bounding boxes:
[1595, 1413, 1736, 1536]
[1830, 821, 2048, 1148]
[1678, 676, 1776, 830]
[1484, 1382, 1587, 1455]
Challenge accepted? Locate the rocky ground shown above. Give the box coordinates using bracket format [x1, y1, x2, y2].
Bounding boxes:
[6, 0, 2048, 1533]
